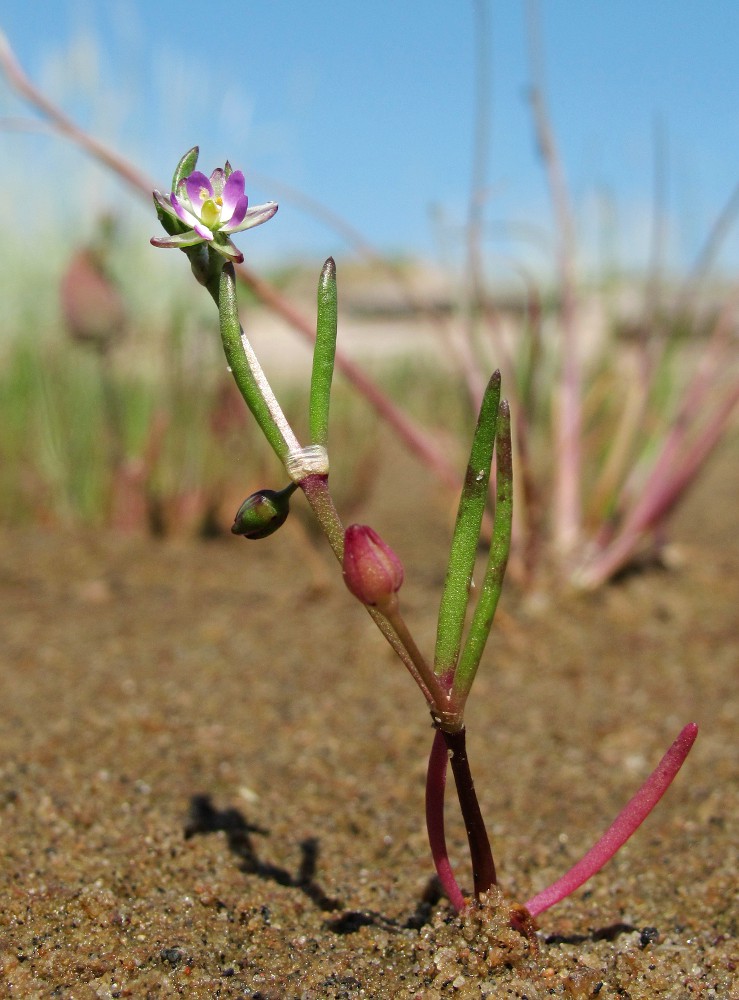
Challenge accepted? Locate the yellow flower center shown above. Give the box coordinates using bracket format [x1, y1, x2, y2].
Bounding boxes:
[200, 197, 222, 230]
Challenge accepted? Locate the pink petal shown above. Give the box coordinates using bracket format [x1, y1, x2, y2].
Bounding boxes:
[193, 221, 214, 241]
[221, 194, 249, 230]
[170, 192, 199, 229]
[221, 170, 246, 219]
[230, 201, 278, 232]
[185, 171, 214, 211]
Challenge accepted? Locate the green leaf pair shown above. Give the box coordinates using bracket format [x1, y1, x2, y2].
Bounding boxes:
[434, 373, 513, 706]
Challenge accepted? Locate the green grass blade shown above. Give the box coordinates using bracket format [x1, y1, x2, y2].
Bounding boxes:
[453, 399, 513, 700]
[309, 258, 338, 447]
[434, 370, 501, 676]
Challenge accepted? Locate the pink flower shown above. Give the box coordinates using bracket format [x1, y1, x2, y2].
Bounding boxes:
[151, 164, 277, 263]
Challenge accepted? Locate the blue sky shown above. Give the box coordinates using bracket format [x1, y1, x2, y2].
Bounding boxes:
[3, 1, 739, 278]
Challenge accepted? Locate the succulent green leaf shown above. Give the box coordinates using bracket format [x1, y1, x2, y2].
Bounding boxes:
[172, 146, 199, 191]
[309, 258, 338, 448]
[217, 264, 290, 462]
[434, 371, 501, 677]
[453, 399, 513, 701]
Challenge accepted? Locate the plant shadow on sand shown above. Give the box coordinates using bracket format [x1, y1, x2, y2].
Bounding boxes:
[184, 793, 443, 934]
[184, 793, 665, 950]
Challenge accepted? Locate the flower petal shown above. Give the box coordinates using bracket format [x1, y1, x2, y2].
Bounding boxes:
[227, 201, 278, 233]
[221, 170, 246, 219]
[193, 221, 215, 241]
[185, 171, 214, 213]
[221, 193, 249, 229]
[170, 192, 200, 229]
[209, 167, 226, 198]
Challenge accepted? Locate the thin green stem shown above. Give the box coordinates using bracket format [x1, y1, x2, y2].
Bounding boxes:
[298, 473, 345, 561]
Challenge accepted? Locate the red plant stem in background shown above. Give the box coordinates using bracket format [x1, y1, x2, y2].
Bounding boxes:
[524, 722, 698, 918]
[525, 1, 582, 563]
[426, 729, 466, 911]
[443, 727, 497, 899]
[577, 377, 739, 589]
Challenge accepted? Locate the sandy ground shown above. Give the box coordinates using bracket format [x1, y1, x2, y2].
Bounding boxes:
[0, 433, 736, 999]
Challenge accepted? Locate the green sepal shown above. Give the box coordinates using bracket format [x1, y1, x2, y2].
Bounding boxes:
[434, 371, 501, 676]
[172, 146, 199, 192]
[452, 399, 513, 701]
[153, 196, 186, 237]
[309, 258, 338, 448]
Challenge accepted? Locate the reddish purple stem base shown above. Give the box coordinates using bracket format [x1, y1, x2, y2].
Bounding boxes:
[426, 728, 466, 911]
[425, 722, 698, 922]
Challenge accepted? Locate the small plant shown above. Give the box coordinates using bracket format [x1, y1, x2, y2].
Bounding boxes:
[151, 147, 698, 931]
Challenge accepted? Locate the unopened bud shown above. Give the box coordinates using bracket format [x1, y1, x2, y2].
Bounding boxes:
[231, 484, 296, 539]
[342, 524, 404, 610]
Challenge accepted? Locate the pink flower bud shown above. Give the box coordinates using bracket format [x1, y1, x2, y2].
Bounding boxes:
[342, 524, 404, 609]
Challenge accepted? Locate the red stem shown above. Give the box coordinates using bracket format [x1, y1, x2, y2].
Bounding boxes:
[524, 722, 698, 918]
[443, 728, 497, 898]
[425, 729, 466, 911]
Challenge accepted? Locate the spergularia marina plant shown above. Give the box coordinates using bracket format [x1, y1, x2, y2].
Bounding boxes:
[151, 146, 697, 935]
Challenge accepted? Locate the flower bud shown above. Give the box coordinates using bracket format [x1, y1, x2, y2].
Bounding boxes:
[231, 485, 295, 539]
[342, 524, 404, 610]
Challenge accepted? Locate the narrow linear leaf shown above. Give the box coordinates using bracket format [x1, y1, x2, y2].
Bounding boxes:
[309, 258, 338, 447]
[453, 399, 513, 700]
[434, 371, 501, 677]
[217, 264, 289, 462]
[525, 722, 698, 917]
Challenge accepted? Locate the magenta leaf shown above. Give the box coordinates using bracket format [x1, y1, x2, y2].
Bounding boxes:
[525, 723, 698, 918]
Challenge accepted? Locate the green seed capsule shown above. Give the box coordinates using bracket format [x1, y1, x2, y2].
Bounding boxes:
[231, 484, 297, 539]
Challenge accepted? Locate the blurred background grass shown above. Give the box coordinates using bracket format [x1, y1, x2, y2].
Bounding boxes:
[0, 4, 737, 585]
